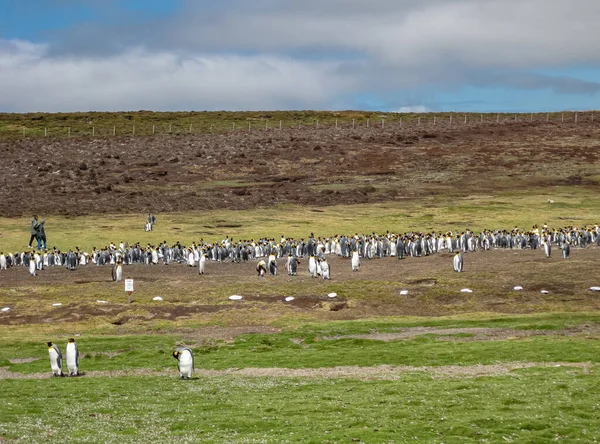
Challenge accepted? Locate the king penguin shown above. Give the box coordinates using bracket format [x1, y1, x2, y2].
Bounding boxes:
[544, 238, 552, 258]
[321, 258, 330, 280]
[562, 242, 570, 259]
[453, 251, 463, 272]
[308, 255, 317, 277]
[173, 347, 194, 380]
[29, 253, 37, 276]
[66, 338, 80, 376]
[351, 249, 360, 272]
[199, 253, 207, 275]
[112, 257, 123, 282]
[47, 342, 63, 377]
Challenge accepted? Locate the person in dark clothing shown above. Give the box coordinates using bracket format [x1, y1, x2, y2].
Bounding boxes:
[38, 220, 47, 250]
[28, 215, 39, 248]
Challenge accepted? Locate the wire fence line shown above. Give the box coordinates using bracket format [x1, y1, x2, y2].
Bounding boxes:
[2, 111, 596, 139]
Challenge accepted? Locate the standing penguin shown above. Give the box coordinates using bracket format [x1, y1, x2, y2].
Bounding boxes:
[321, 258, 330, 280]
[351, 250, 360, 272]
[268, 253, 277, 276]
[112, 257, 123, 282]
[66, 338, 80, 376]
[173, 347, 194, 380]
[47, 342, 63, 377]
[308, 255, 317, 278]
[198, 253, 207, 275]
[562, 242, 570, 259]
[544, 238, 552, 258]
[29, 253, 37, 276]
[453, 251, 463, 272]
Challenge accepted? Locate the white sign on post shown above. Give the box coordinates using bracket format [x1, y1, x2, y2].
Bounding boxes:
[124, 279, 134, 292]
[125, 278, 134, 304]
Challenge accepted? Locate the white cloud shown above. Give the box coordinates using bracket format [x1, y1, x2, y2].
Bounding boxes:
[0, 41, 356, 112]
[396, 106, 431, 113]
[2, 0, 600, 111]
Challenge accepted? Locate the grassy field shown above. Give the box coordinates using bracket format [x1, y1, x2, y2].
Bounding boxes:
[2, 111, 600, 442]
[0, 110, 587, 138]
[1, 315, 599, 443]
[1, 187, 598, 253]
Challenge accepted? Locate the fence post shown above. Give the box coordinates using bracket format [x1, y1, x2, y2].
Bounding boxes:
[92, 127, 95, 137]
[530, 113, 533, 122]
[496, 113, 499, 123]
[514, 114, 517, 122]
[546, 113, 549, 122]
[381, 119, 384, 129]
[464, 115, 467, 124]
[190, 123, 193, 133]
[352, 119, 355, 129]
[248, 122, 251, 132]
[575, 112, 578, 123]
[23, 128, 25, 137]
[45, 127, 47, 137]
[133, 124, 135, 136]
[592, 111, 594, 122]
[418, 117, 421, 126]
[298, 121, 301, 129]
[169, 123, 172, 133]
[279, 120, 282, 130]
[266, 121, 268, 130]
[433, 116, 436, 125]
[562, 113, 564, 122]
[367, 118, 369, 128]
[316, 119, 319, 129]
[68, 127, 70, 138]
[152, 125, 155, 135]
[210, 123, 213, 133]
[449, 115, 452, 125]
[335, 119, 338, 129]
[113, 126, 116, 136]
[233, 122, 235, 131]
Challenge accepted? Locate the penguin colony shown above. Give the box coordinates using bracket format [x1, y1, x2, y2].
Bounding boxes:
[13, 224, 595, 379]
[1, 224, 597, 278]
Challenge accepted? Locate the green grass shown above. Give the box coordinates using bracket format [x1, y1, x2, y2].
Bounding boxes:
[2, 314, 599, 373]
[0, 369, 598, 443]
[0, 110, 585, 139]
[1, 187, 599, 253]
[1, 314, 600, 442]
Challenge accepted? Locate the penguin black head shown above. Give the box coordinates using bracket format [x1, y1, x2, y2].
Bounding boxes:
[172, 351, 179, 359]
[68, 338, 75, 343]
[47, 341, 53, 347]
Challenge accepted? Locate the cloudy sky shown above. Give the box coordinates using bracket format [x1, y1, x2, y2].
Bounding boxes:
[1, 0, 599, 112]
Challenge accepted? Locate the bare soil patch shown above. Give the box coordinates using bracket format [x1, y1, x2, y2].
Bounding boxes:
[2, 247, 600, 324]
[1, 121, 600, 216]
[324, 324, 600, 342]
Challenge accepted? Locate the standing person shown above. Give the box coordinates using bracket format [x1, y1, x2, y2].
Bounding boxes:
[28, 215, 39, 248]
[38, 220, 47, 251]
[151, 214, 156, 225]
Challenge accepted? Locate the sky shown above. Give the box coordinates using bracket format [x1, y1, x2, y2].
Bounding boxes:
[0, 0, 599, 113]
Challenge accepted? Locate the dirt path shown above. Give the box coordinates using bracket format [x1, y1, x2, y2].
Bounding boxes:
[0, 362, 593, 381]
[324, 324, 600, 342]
